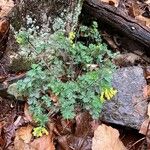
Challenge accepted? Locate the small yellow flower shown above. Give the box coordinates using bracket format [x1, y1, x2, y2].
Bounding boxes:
[69, 31, 75, 44]
[33, 127, 49, 137]
[100, 91, 105, 103]
[100, 88, 117, 102]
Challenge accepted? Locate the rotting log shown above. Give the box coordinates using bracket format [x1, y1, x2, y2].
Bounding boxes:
[83, 0, 150, 47]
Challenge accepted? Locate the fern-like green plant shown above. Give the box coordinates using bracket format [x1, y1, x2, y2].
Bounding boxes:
[13, 21, 117, 130]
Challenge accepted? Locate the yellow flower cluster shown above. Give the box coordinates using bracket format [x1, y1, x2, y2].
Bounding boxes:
[33, 127, 49, 137]
[100, 88, 117, 103]
[69, 31, 75, 44]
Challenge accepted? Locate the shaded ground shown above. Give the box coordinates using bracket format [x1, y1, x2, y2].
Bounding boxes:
[0, 99, 147, 150]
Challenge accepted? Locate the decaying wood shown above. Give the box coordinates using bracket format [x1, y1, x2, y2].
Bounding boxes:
[83, 0, 150, 47]
[0, 0, 14, 58]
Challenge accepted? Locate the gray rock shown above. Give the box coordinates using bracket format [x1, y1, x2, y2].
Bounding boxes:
[100, 66, 148, 130]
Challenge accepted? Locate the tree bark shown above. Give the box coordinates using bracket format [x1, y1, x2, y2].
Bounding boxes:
[83, 0, 150, 47]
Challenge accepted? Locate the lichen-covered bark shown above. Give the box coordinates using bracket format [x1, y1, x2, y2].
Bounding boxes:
[11, 0, 84, 32]
[3, 0, 84, 73]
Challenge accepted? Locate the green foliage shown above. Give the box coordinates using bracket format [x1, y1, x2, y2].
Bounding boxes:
[16, 30, 29, 45]
[15, 21, 117, 127]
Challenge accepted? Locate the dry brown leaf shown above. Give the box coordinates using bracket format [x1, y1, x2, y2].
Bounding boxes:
[14, 125, 55, 150]
[14, 140, 30, 150]
[102, 34, 118, 49]
[30, 135, 55, 150]
[136, 15, 150, 28]
[148, 103, 150, 118]
[0, 0, 14, 17]
[92, 124, 126, 150]
[143, 85, 150, 99]
[15, 125, 33, 144]
[139, 103, 150, 135]
[145, 66, 150, 79]
[130, 3, 141, 17]
[47, 90, 58, 103]
[100, 0, 119, 7]
[139, 119, 150, 135]
[14, 125, 33, 150]
[51, 93, 58, 103]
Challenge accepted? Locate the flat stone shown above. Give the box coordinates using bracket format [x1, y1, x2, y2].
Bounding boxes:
[100, 66, 148, 130]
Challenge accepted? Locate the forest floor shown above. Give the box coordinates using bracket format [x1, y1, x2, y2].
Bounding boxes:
[0, 0, 150, 150]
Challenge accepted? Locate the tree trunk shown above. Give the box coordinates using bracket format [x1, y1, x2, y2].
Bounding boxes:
[0, 0, 84, 74]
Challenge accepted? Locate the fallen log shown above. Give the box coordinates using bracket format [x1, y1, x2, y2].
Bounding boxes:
[83, 0, 150, 47]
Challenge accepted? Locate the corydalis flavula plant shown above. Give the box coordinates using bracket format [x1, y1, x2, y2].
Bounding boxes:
[15, 21, 117, 129]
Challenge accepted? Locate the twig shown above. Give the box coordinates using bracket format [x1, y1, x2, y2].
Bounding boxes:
[0, 62, 7, 76]
[128, 137, 145, 150]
